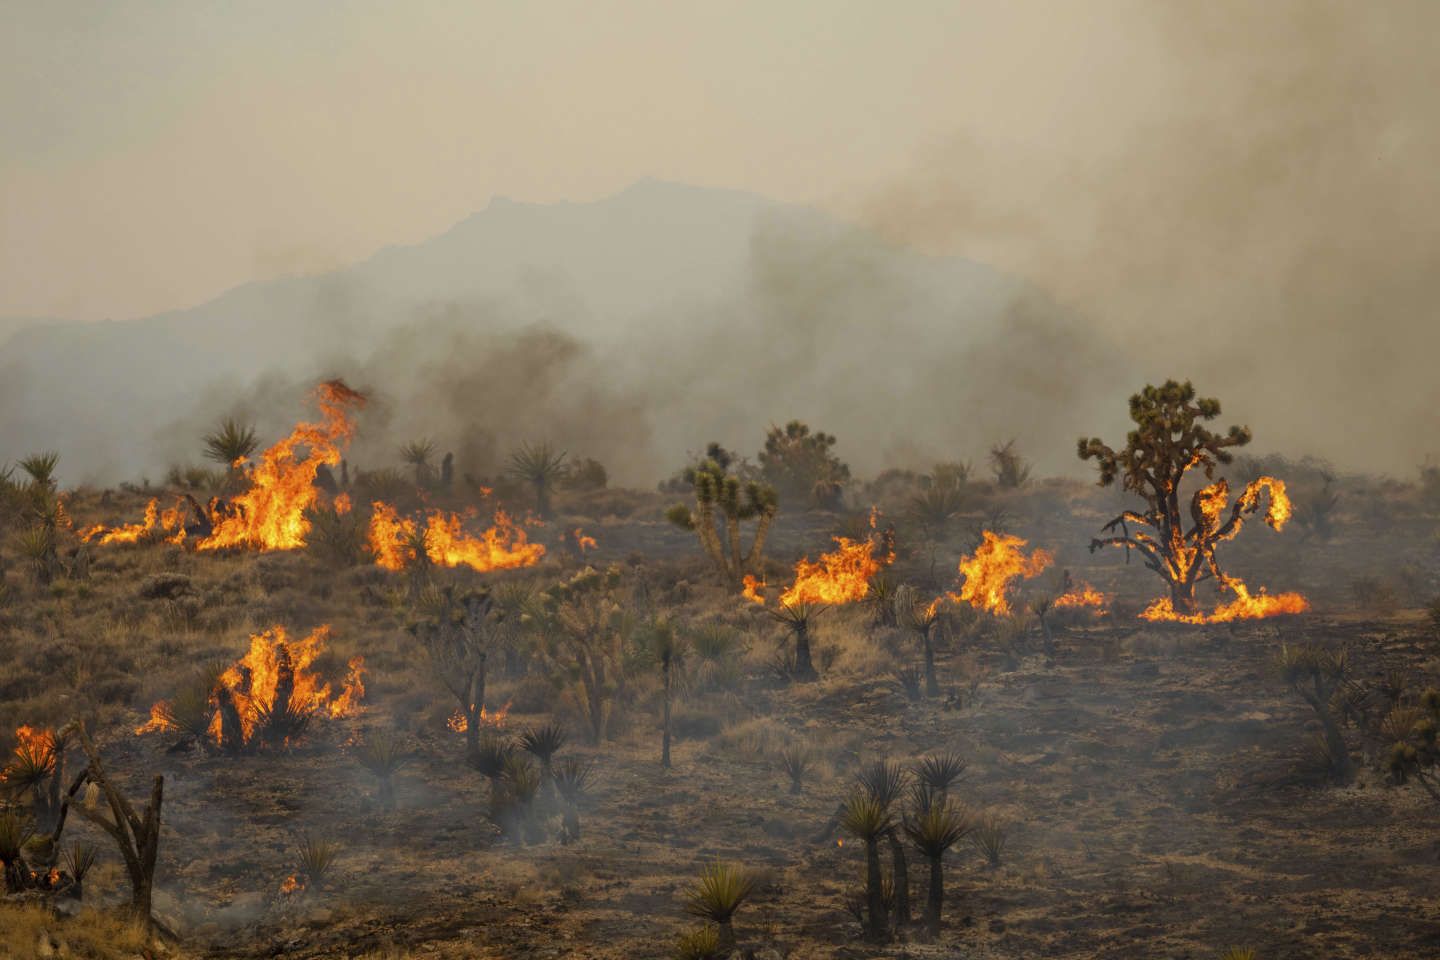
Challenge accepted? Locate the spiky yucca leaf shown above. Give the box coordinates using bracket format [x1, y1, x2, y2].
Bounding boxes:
[355, 731, 409, 779]
[673, 924, 722, 960]
[470, 734, 516, 781]
[0, 810, 34, 863]
[915, 752, 968, 793]
[63, 841, 99, 882]
[519, 724, 567, 764]
[553, 757, 594, 803]
[202, 419, 258, 467]
[685, 862, 754, 924]
[840, 792, 893, 842]
[856, 759, 907, 810]
[970, 811, 1007, 867]
[904, 801, 974, 858]
[294, 834, 341, 888]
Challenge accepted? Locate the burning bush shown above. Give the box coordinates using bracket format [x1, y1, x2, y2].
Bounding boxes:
[368, 502, 545, 575]
[1079, 380, 1308, 622]
[137, 625, 365, 753]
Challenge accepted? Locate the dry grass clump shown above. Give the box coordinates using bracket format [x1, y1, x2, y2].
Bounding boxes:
[0, 902, 155, 959]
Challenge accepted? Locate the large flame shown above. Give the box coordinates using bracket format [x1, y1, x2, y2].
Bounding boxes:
[197, 381, 366, 551]
[137, 625, 365, 747]
[778, 536, 885, 607]
[1054, 581, 1110, 615]
[741, 574, 766, 605]
[81, 498, 187, 546]
[368, 502, 546, 573]
[951, 531, 1053, 616]
[1, 725, 57, 783]
[1139, 580, 1309, 624]
[574, 528, 598, 553]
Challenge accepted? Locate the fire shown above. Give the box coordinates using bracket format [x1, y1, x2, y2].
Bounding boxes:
[368, 503, 546, 573]
[951, 531, 1053, 616]
[2, 725, 57, 781]
[778, 537, 885, 607]
[333, 493, 352, 515]
[197, 380, 366, 551]
[448, 701, 511, 732]
[137, 625, 366, 747]
[1054, 582, 1110, 614]
[280, 874, 304, 896]
[574, 528, 597, 553]
[741, 574, 766, 605]
[80, 497, 187, 546]
[1140, 579, 1309, 624]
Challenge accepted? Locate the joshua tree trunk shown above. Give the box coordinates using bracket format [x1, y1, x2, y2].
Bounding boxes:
[562, 804, 581, 843]
[888, 829, 911, 929]
[923, 853, 944, 938]
[463, 659, 487, 761]
[217, 688, 245, 754]
[1302, 681, 1354, 782]
[864, 837, 888, 942]
[1169, 578, 1199, 615]
[793, 620, 818, 683]
[661, 651, 673, 769]
[923, 628, 939, 698]
[63, 723, 163, 930]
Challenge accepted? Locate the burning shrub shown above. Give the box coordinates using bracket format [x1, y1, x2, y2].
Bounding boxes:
[137, 625, 365, 754]
[307, 502, 369, 568]
[758, 420, 851, 509]
[1, 725, 69, 835]
[1079, 380, 1308, 622]
[666, 454, 778, 593]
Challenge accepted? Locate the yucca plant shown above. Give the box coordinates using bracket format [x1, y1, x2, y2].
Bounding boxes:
[18, 451, 59, 490]
[904, 800, 975, 938]
[355, 731, 410, 811]
[777, 743, 814, 795]
[895, 586, 943, 696]
[688, 623, 742, 692]
[840, 793, 893, 942]
[252, 697, 311, 749]
[156, 667, 223, 746]
[202, 418, 258, 474]
[857, 759, 908, 810]
[684, 862, 755, 952]
[553, 757, 594, 842]
[769, 601, 821, 683]
[399, 439, 437, 488]
[507, 442, 567, 519]
[970, 811, 1007, 868]
[893, 666, 923, 702]
[519, 724, 567, 796]
[63, 841, 99, 899]
[1275, 642, 1354, 782]
[293, 834, 341, 891]
[673, 924, 722, 960]
[489, 753, 542, 843]
[16, 524, 57, 585]
[864, 571, 899, 627]
[1220, 949, 1258, 960]
[0, 810, 34, 893]
[470, 733, 516, 784]
[3, 726, 68, 833]
[915, 752, 967, 803]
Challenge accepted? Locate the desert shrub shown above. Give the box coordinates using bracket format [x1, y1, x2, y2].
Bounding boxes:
[674, 925, 722, 960]
[137, 572, 193, 601]
[1275, 642, 1354, 782]
[988, 439, 1031, 488]
[759, 420, 850, 509]
[308, 506, 368, 567]
[293, 834, 341, 891]
[970, 812, 1007, 867]
[776, 742, 815, 795]
[563, 457, 608, 491]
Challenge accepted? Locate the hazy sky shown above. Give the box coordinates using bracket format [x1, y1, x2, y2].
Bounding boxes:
[2, 1, 1182, 321]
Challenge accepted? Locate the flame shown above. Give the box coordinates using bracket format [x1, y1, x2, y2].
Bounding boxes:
[447, 700, 512, 732]
[137, 625, 365, 747]
[197, 381, 366, 551]
[778, 537, 885, 607]
[1139, 579, 1309, 624]
[950, 531, 1053, 616]
[333, 493, 352, 515]
[836, 838, 844, 848]
[81, 497, 188, 545]
[741, 574, 766, 605]
[1053, 582, 1110, 614]
[2, 725, 57, 782]
[280, 874, 304, 896]
[574, 528, 597, 553]
[368, 503, 546, 573]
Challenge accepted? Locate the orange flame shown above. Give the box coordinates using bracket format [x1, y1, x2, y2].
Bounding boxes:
[950, 531, 1052, 616]
[81, 497, 188, 546]
[2, 725, 58, 782]
[1139, 580, 1309, 624]
[741, 574, 766, 605]
[280, 874, 304, 896]
[1053, 582, 1110, 615]
[778, 537, 885, 607]
[137, 625, 365, 747]
[447, 700, 512, 732]
[197, 381, 366, 551]
[574, 528, 597, 553]
[368, 503, 546, 573]
[333, 493, 352, 516]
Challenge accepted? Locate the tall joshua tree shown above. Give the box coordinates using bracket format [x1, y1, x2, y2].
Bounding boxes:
[507, 442, 567, 520]
[411, 588, 501, 761]
[1079, 380, 1290, 615]
[667, 455, 778, 591]
[841, 792, 894, 943]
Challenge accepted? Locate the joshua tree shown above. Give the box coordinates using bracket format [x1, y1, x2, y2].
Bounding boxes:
[769, 601, 821, 683]
[518, 724, 567, 798]
[1275, 642, 1354, 783]
[841, 792, 894, 942]
[552, 757, 594, 842]
[643, 619, 687, 769]
[988, 439, 1031, 488]
[536, 566, 632, 744]
[202, 419, 258, 471]
[667, 456, 778, 591]
[410, 588, 502, 761]
[58, 721, 164, 929]
[354, 731, 409, 811]
[399, 438, 437, 488]
[507, 442, 568, 519]
[914, 753, 967, 805]
[685, 861, 755, 953]
[903, 800, 975, 939]
[759, 420, 850, 509]
[895, 586, 942, 697]
[1078, 380, 1294, 616]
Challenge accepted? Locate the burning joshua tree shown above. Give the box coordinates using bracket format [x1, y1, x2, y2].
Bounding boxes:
[1079, 380, 1308, 622]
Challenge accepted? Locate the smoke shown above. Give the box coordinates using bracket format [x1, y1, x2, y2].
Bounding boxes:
[861, 0, 1440, 475]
